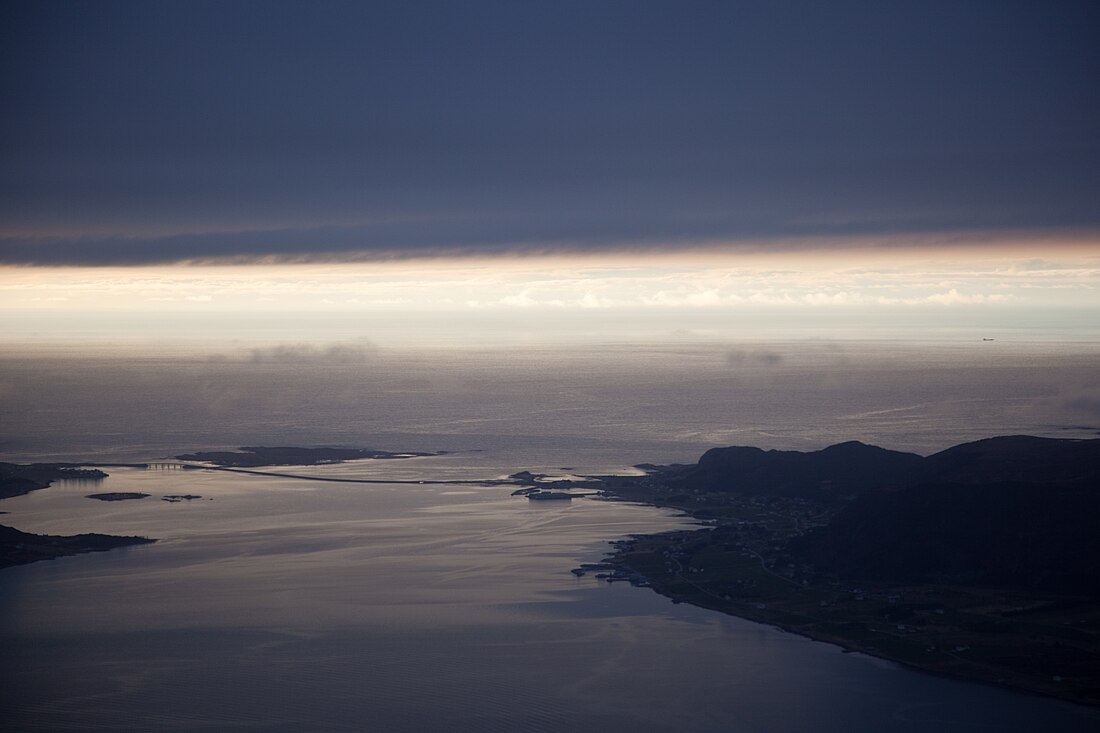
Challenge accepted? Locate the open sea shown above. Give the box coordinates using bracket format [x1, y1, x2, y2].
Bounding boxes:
[2, 340, 1100, 731]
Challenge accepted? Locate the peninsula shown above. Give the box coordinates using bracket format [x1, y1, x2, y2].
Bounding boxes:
[0, 523, 154, 569]
[573, 436, 1100, 707]
[0, 462, 106, 499]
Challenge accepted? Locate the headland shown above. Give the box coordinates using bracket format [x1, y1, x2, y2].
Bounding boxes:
[567, 436, 1100, 707]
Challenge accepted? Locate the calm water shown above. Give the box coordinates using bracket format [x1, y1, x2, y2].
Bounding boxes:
[2, 342, 1100, 731]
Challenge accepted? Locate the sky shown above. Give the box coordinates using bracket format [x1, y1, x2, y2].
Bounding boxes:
[1, 1, 1098, 345]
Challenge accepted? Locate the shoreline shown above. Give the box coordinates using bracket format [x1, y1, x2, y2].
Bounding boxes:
[612, 551, 1084, 707]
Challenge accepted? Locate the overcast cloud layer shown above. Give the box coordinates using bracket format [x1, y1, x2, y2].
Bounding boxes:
[2, 1, 1098, 266]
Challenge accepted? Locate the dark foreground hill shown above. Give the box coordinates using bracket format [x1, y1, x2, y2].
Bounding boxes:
[793, 480, 1100, 595]
[785, 436, 1100, 595]
[675, 435, 1100, 594]
[919, 435, 1100, 486]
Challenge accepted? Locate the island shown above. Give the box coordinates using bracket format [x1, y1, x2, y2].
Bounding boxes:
[174, 446, 441, 467]
[86, 492, 150, 501]
[562, 436, 1100, 707]
[0, 523, 155, 569]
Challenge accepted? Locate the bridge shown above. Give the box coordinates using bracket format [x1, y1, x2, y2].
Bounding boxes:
[146, 462, 191, 471]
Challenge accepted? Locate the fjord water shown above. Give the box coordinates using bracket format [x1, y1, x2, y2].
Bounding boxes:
[2, 342, 1099, 731]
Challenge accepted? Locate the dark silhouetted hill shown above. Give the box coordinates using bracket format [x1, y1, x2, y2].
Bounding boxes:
[677, 436, 1100, 594]
[677, 435, 1100, 499]
[678, 441, 923, 498]
[919, 435, 1100, 487]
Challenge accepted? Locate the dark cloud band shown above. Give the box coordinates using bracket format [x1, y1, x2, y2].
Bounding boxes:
[2, 1, 1097, 266]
